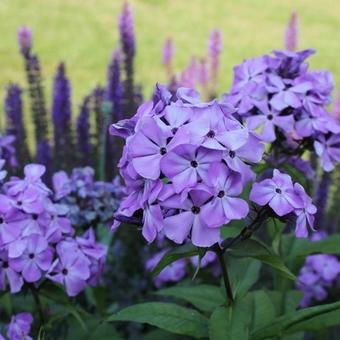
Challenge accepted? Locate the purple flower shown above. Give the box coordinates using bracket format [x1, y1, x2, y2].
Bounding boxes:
[9, 234, 53, 283]
[119, 1, 135, 58]
[129, 116, 188, 180]
[201, 164, 249, 227]
[7, 312, 33, 340]
[314, 133, 340, 172]
[163, 38, 175, 79]
[250, 169, 302, 216]
[208, 29, 223, 92]
[47, 242, 90, 296]
[0, 250, 23, 293]
[247, 101, 294, 142]
[285, 12, 298, 52]
[0, 160, 7, 181]
[146, 249, 186, 287]
[161, 188, 220, 247]
[293, 183, 317, 238]
[17, 26, 32, 56]
[161, 144, 222, 193]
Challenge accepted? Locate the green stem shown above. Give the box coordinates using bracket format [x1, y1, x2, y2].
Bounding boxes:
[214, 245, 234, 305]
[30, 285, 45, 325]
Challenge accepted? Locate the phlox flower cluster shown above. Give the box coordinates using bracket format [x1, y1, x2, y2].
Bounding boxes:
[297, 233, 340, 307]
[250, 169, 317, 237]
[0, 164, 107, 297]
[0, 312, 33, 340]
[52, 167, 122, 229]
[111, 85, 265, 247]
[223, 49, 340, 171]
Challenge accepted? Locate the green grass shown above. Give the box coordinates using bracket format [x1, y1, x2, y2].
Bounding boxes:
[1, 0, 340, 117]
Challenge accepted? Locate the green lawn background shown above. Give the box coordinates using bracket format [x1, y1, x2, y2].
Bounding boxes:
[0, 0, 340, 121]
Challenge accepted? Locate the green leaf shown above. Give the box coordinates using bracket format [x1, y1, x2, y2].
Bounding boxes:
[108, 302, 208, 338]
[282, 234, 340, 260]
[251, 291, 276, 330]
[251, 300, 340, 339]
[226, 257, 262, 298]
[156, 284, 223, 312]
[209, 295, 253, 340]
[151, 244, 200, 277]
[228, 239, 296, 280]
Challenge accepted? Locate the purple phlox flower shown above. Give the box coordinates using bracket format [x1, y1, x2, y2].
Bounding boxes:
[308, 254, 340, 282]
[250, 169, 302, 216]
[42, 203, 74, 243]
[223, 132, 264, 184]
[314, 133, 340, 172]
[0, 195, 23, 246]
[6, 164, 50, 196]
[293, 183, 317, 238]
[247, 101, 294, 142]
[201, 163, 249, 227]
[11, 187, 45, 214]
[185, 104, 249, 150]
[311, 231, 327, 242]
[295, 109, 329, 138]
[160, 102, 192, 133]
[17, 26, 32, 56]
[160, 144, 222, 193]
[47, 241, 90, 296]
[332, 90, 340, 122]
[129, 116, 189, 180]
[176, 87, 202, 105]
[146, 249, 186, 288]
[7, 312, 33, 340]
[52, 170, 72, 199]
[271, 49, 315, 79]
[232, 57, 267, 92]
[0, 249, 23, 293]
[267, 74, 312, 111]
[285, 12, 298, 52]
[8, 234, 53, 283]
[110, 100, 154, 139]
[160, 187, 220, 247]
[152, 83, 173, 112]
[0, 159, 7, 181]
[76, 229, 107, 285]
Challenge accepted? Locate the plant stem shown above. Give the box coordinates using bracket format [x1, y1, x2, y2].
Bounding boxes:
[214, 244, 234, 305]
[30, 285, 45, 325]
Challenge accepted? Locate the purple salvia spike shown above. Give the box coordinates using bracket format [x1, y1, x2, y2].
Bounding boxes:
[52, 62, 74, 171]
[4, 84, 30, 165]
[285, 12, 298, 52]
[76, 95, 92, 166]
[17, 26, 32, 57]
[119, 1, 136, 116]
[162, 38, 175, 80]
[208, 29, 222, 96]
[36, 139, 52, 185]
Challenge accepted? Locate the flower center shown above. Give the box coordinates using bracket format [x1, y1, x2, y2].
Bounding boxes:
[275, 188, 282, 194]
[0, 217, 3, 224]
[32, 214, 38, 220]
[229, 150, 235, 158]
[191, 206, 200, 214]
[267, 114, 273, 120]
[190, 160, 198, 168]
[2, 261, 8, 269]
[28, 253, 35, 259]
[159, 147, 167, 155]
[17, 201, 22, 206]
[218, 190, 225, 198]
[62, 268, 68, 276]
[206, 130, 215, 138]
[171, 127, 178, 134]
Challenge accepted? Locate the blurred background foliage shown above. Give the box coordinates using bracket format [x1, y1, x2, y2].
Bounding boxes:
[1, 0, 340, 108]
